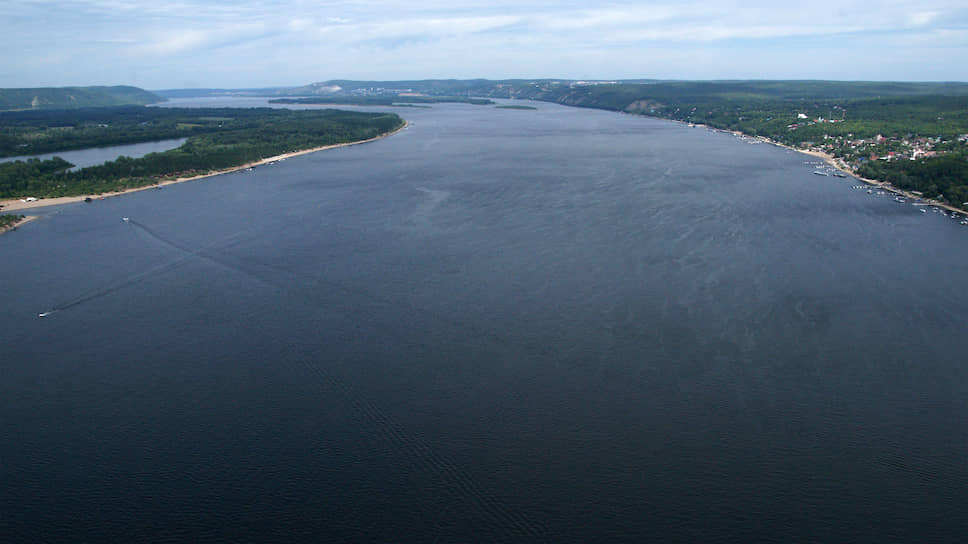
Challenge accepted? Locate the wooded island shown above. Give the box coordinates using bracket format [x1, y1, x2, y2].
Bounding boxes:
[0, 107, 404, 199]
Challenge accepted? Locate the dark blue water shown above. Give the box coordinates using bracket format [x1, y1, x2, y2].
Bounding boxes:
[2, 101, 967, 543]
[1, 138, 187, 171]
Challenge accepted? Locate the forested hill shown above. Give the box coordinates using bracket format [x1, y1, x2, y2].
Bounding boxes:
[284, 80, 968, 101]
[0, 86, 163, 111]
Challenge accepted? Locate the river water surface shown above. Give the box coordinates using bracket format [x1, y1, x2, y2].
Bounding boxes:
[1, 100, 966, 542]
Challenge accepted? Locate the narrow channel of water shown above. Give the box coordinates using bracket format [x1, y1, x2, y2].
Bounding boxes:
[0, 137, 187, 171]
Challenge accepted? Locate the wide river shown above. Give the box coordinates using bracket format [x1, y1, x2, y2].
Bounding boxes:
[2, 99, 966, 542]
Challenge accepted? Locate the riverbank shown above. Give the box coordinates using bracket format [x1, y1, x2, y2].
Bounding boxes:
[769, 141, 967, 215]
[0, 121, 408, 213]
[658, 116, 968, 216]
[0, 215, 38, 235]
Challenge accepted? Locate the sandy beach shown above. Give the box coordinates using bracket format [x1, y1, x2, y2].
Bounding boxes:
[0, 121, 409, 213]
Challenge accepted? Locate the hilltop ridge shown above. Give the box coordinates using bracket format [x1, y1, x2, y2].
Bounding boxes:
[0, 86, 162, 111]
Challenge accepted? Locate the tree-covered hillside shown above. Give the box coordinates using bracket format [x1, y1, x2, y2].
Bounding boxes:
[284, 79, 968, 101]
[0, 86, 162, 112]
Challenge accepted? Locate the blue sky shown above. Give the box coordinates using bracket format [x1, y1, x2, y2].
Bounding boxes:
[3, 0, 967, 89]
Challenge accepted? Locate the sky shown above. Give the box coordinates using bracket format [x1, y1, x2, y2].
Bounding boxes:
[3, 0, 968, 89]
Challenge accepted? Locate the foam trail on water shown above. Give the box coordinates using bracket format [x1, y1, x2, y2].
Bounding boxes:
[127, 219, 283, 289]
[37, 220, 255, 317]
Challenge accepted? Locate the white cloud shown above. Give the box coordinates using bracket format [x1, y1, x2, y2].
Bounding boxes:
[3, 0, 967, 87]
[909, 11, 940, 26]
[288, 18, 314, 32]
[140, 30, 212, 56]
[537, 7, 680, 31]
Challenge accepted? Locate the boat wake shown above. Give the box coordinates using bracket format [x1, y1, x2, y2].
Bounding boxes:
[126, 218, 281, 288]
[37, 219, 259, 317]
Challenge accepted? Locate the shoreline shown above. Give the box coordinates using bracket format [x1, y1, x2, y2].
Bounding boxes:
[657, 116, 967, 216]
[769, 140, 966, 215]
[0, 215, 38, 235]
[0, 120, 409, 213]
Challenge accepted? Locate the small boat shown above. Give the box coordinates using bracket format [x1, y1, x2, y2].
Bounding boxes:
[813, 171, 829, 176]
[122, 217, 129, 222]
